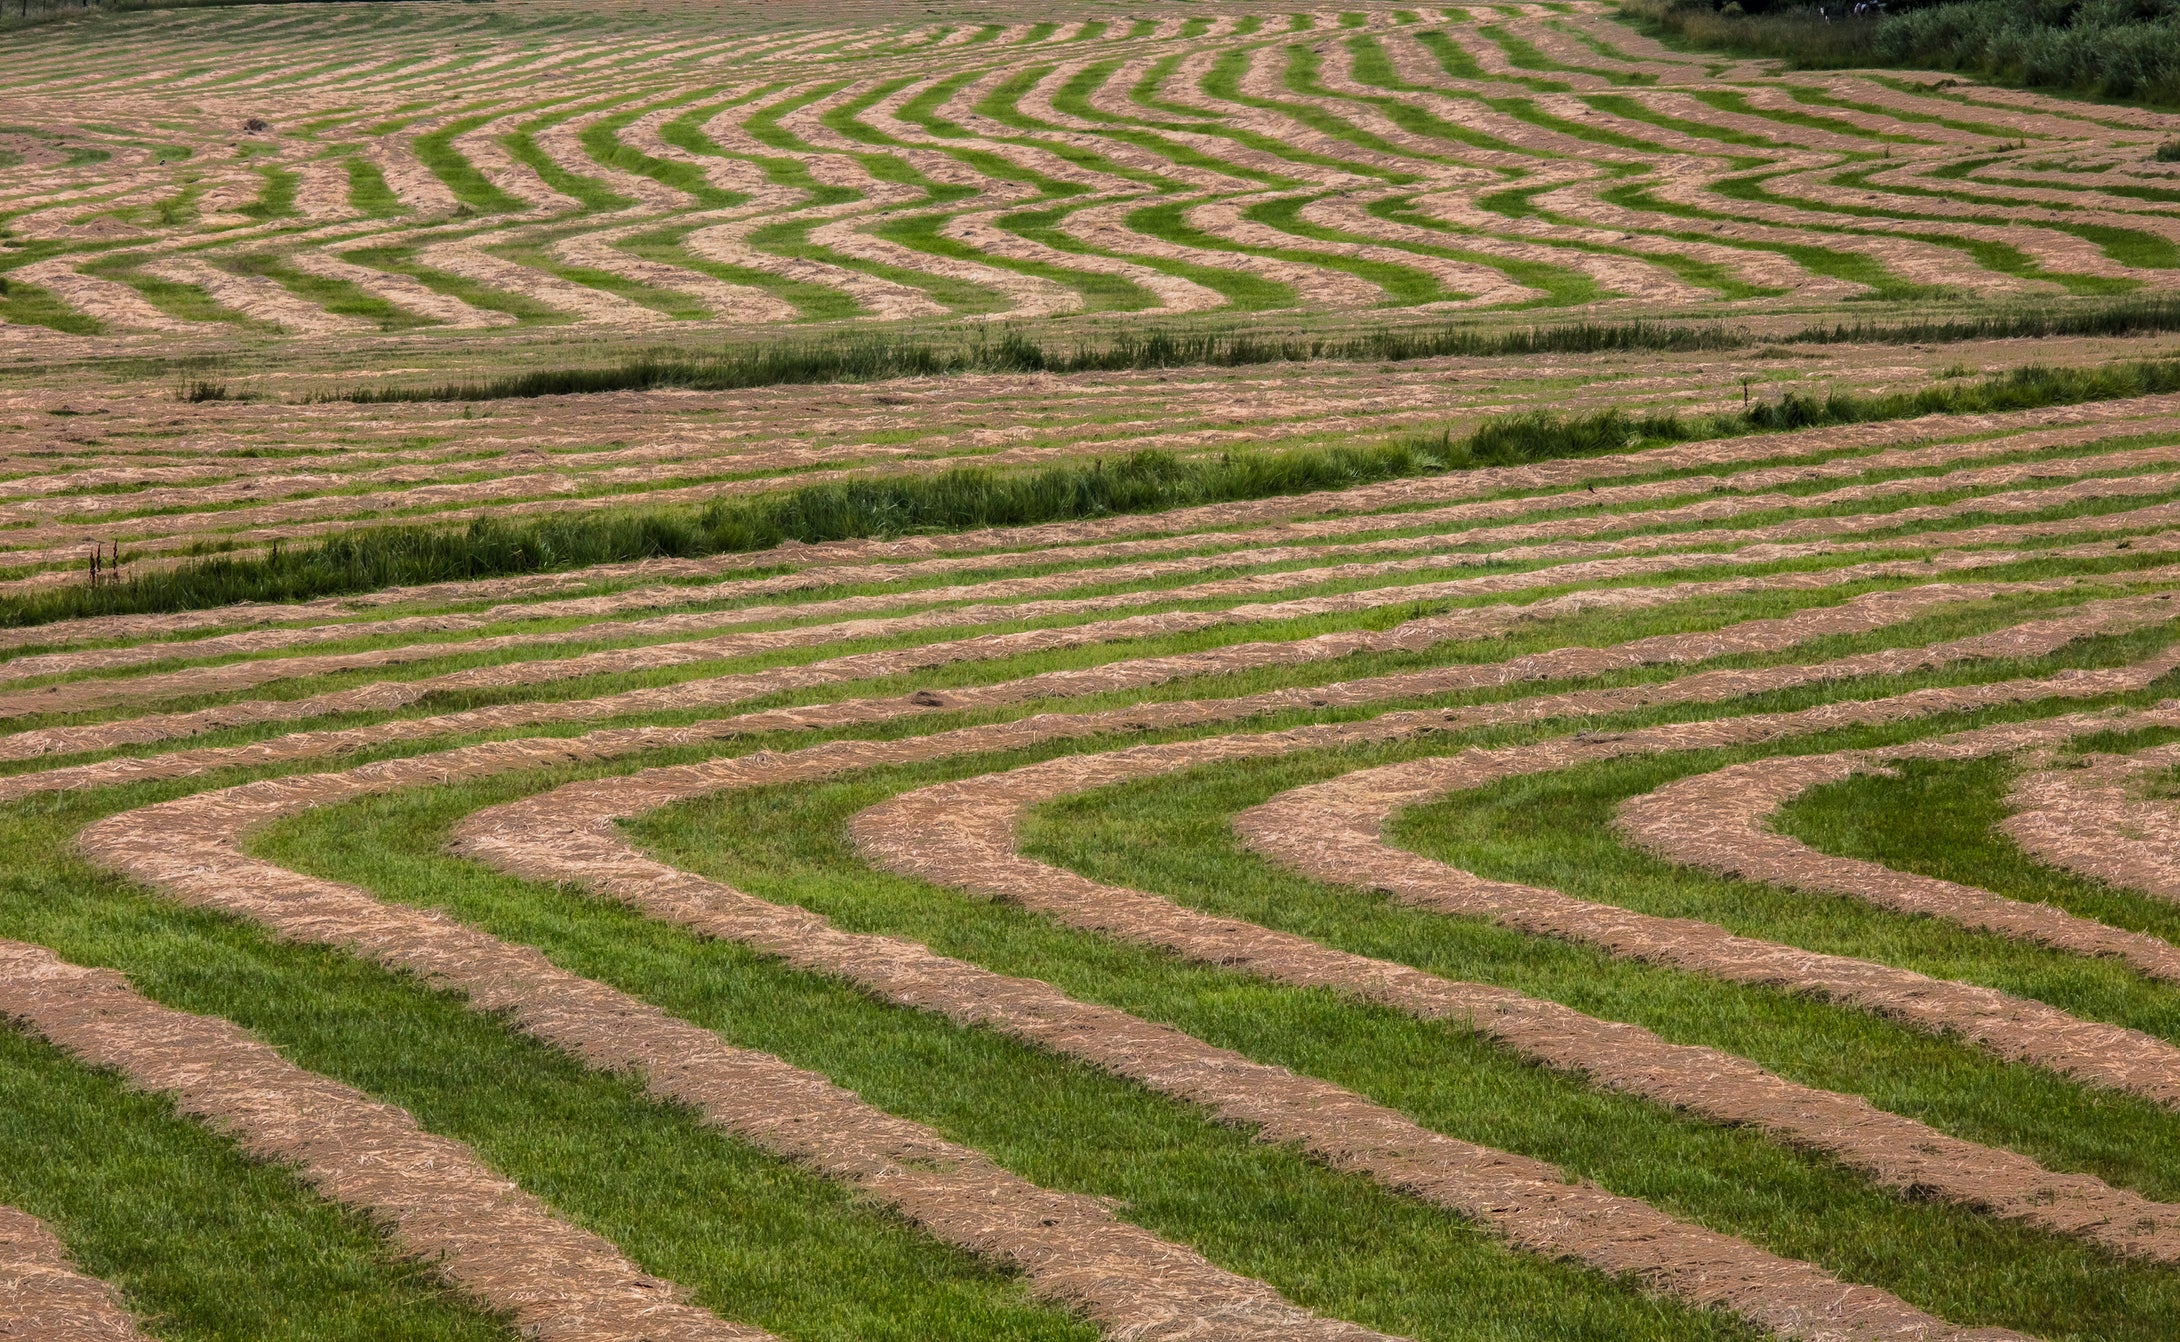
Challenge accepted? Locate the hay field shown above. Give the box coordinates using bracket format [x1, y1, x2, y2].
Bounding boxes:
[11, 3, 2180, 1342]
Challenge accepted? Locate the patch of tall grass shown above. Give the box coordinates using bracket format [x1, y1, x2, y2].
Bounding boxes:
[316, 322, 1743, 404]
[0, 442, 1439, 625]
[1419, 354, 2180, 467]
[313, 297, 2180, 405]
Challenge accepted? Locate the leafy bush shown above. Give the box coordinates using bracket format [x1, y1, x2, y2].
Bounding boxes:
[1627, 0, 2180, 103]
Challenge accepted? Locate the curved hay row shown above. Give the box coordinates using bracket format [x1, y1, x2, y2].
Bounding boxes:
[454, 729, 2026, 1342]
[0, 939, 773, 1342]
[139, 258, 373, 335]
[552, 227, 801, 324]
[0, 557, 2138, 803]
[0, 1203, 148, 1342]
[9, 260, 192, 333]
[2005, 743, 2180, 905]
[1237, 656, 2180, 1108]
[7, 368, 2180, 660]
[70, 773, 1399, 1342]
[24, 388, 2175, 654]
[282, 249, 515, 328]
[14, 3, 2165, 338]
[10, 491, 2164, 762]
[9, 351, 2180, 594]
[1618, 697, 2180, 981]
[838, 646, 2180, 1266]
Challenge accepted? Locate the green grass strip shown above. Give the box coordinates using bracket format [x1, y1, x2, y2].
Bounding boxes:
[0, 276, 99, 334]
[1002, 638, 2180, 1339]
[225, 252, 437, 331]
[412, 114, 530, 216]
[0, 793, 1093, 1342]
[0, 1025, 515, 1342]
[343, 155, 404, 217]
[338, 245, 566, 325]
[1779, 752, 2180, 977]
[257, 755, 1767, 1342]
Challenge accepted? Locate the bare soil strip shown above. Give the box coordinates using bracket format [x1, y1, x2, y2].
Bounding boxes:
[2005, 744, 2180, 905]
[0, 1203, 148, 1342]
[72, 789, 1390, 1342]
[0, 939, 770, 1342]
[1238, 658, 2180, 1111]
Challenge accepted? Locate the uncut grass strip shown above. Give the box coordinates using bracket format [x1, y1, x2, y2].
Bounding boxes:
[23, 389, 2180, 650]
[1620, 739, 2180, 982]
[10, 519, 2171, 761]
[450, 766, 2028, 1342]
[68, 779, 1397, 1342]
[0, 1203, 149, 1342]
[8, 560, 2150, 802]
[37, 434, 2180, 688]
[0, 938, 770, 1342]
[23, 429, 2180, 691]
[2005, 743, 2180, 906]
[1238, 663, 2180, 1109]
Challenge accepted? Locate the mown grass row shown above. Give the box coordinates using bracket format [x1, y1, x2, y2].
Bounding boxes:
[259, 610, 2180, 1341]
[0, 783, 1097, 1342]
[0, 440, 1437, 627]
[308, 297, 2180, 404]
[25, 352, 2180, 628]
[6, 515, 2173, 1337]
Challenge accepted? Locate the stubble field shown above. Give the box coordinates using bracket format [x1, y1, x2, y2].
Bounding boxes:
[10, 3, 2180, 1342]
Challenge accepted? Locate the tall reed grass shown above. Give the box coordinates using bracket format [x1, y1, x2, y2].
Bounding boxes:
[318, 322, 1743, 404]
[313, 298, 2180, 405]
